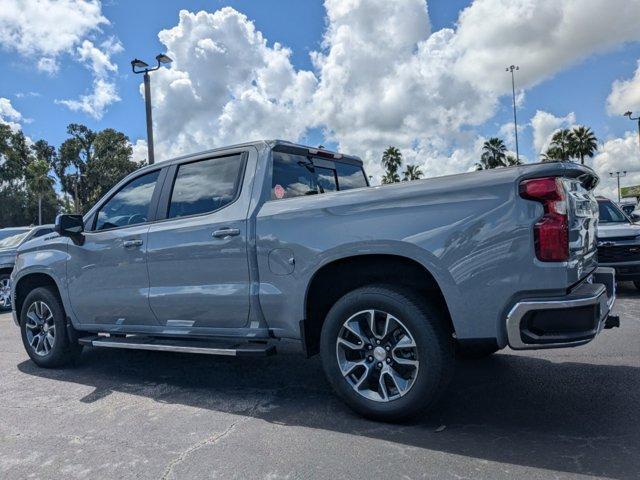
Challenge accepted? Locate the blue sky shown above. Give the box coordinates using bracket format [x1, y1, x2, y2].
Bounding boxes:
[2, 0, 640, 195]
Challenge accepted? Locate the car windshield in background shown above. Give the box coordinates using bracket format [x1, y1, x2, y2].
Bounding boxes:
[598, 201, 629, 223]
[0, 228, 29, 242]
[0, 231, 30, 249]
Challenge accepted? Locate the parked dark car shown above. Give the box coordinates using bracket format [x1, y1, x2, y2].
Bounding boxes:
[0, 225, 55, 311]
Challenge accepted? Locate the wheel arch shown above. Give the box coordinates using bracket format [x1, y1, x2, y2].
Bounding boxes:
[14, 271, 63, 322]
[302, 253, 455, 357]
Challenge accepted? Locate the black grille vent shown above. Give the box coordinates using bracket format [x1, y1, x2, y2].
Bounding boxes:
[597, 245, 640, 263]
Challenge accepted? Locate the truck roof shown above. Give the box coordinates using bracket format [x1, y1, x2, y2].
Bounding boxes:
[145, 140, 363, 170]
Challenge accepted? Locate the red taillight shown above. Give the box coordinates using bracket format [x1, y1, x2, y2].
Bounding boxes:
[520, 177, 568, 262]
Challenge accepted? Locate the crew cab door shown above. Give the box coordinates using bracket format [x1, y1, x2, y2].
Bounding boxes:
[67, 168, 165, 327]
[146, 152, 251, 329]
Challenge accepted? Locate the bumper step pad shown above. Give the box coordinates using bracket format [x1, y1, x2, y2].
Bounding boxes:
[78, 335, 276, 357]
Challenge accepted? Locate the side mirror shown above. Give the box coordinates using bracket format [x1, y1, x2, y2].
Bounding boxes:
[55, 214, 85, 241]
[631, 213, 640, 223]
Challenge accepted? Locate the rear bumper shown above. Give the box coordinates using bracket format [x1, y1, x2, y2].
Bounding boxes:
[506, 267, 616, 350]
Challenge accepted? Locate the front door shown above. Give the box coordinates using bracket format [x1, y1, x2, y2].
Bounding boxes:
[67, 169, 162, 327]
[146, 154, 251, 329]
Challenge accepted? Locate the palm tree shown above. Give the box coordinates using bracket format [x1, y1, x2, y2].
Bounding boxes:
[25, 159, 55, 225]
[548, 129, 575, 161]
[505, 155, 523, 166]
[540, 146, 563, 162]
[381, 146, 403, 184]
[382, 171, 401, 184]
[476, 137, 507, 170]
[402, 164, 424, 181]
[570, 126, 598, 164]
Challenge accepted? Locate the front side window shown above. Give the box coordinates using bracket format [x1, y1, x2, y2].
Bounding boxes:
[95, 170, 160, 230]
[168, 155, 243, 219]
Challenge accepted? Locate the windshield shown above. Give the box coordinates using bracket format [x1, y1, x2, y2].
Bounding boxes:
[0, 228, 29, 242]
[0, 231, 30, 249]
[598, 201, 630, 224]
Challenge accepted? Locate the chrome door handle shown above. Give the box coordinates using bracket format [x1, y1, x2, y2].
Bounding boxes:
[123, 239, 143, 248]
[212, 228, 240, 239]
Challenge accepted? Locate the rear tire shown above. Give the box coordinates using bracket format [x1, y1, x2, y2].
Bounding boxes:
[320, 285, 454, 422]
[0, 273, 11, 312]
[20, 287, 82, 368]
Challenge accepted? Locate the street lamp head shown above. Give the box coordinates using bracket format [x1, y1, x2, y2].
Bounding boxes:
[156, 54, 173, 65]
[131, 58, 149, 70]
[624, 111, 633, 117]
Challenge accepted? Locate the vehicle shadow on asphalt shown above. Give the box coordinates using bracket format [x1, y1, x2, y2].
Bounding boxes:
[18, 344, 640, 479]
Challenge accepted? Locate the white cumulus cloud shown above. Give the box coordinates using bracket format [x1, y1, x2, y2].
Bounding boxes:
[530, 110, 577, 156]
[593, 131, 640, 200]
[56, 39, 123, 119]
[607, 60, 640, 116]
[148, 8, 317, 160]
[0, 0, 107, 68]
[142, 0, 640, 179]
[0, 97, 23, 131]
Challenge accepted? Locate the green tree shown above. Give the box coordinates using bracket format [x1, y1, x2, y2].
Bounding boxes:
[26, 159, 55, 225]
[570, 126, 598, 165]
[547, 129, 575, 162]
[476, 137, 507, 170]
[0, 126, 58, 227]
[402, 164, 424, 181]
[381, 146, 403, 184]
[54, 124, 141, 214]
[505, 154, 523, 166]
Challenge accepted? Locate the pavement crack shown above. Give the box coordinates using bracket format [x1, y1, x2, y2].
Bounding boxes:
[161, 422, 237, 480]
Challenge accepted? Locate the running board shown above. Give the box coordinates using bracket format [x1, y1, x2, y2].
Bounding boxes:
[78, 335, 276, 357]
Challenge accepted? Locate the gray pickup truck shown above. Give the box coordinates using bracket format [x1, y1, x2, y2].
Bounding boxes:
[11, 140, 617, 421]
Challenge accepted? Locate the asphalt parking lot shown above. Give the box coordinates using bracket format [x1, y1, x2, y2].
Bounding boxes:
[0, 286, 638, 480]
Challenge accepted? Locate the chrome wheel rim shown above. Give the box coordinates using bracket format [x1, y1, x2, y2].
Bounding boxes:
[25, 301, 56, 357]
[336, 309, 419, 403]
[0, 278, 10, 309]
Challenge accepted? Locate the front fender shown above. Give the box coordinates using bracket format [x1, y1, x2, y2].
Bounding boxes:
[11, 242, 73, 325]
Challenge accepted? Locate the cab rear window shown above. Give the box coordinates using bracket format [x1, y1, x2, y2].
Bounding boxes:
[271, 151, 367, 200]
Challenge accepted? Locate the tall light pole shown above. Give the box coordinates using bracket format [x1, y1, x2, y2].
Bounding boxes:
[131, 54, 173, 165]
[609, 171, 627, 203]
[506, 65, 520, 162]
[624, 111, 640, 156]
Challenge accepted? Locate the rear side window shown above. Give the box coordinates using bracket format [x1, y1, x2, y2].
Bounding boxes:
[168, 155, 243, 219]
[272, 152, 320, 199]
[271, 151, 367, 200]
[95, 170, 160, 230]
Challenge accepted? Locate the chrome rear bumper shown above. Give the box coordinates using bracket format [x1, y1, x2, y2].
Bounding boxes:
[506, 267, 616, 350]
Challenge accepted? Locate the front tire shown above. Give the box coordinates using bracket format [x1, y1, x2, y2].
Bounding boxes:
[20, 287, 82, 368]
[320, 285, 454, 422]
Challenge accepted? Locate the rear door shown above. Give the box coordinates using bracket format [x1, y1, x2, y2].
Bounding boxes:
[146, 152, 251, 329]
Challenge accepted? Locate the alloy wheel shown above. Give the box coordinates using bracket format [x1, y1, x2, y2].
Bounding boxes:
[335, 309, 419, 402]
[25, 301, 56, 357]
[0, 278, 10, 309]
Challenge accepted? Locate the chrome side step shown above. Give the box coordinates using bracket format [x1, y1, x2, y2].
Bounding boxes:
[78, 335, 276, 357]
